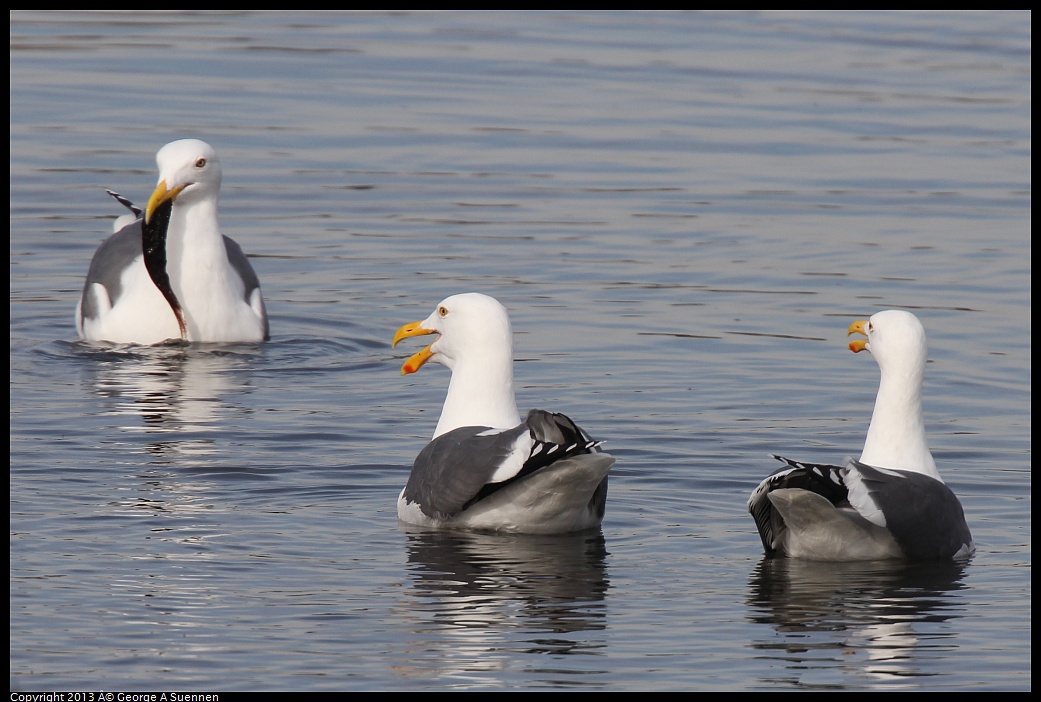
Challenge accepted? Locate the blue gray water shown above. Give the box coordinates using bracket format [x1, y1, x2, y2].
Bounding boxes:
[10, 11, 1030, 691]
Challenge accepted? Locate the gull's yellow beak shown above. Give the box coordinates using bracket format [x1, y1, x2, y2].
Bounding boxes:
[847, 319, 869, 353]
[392, 321, 438, 375]
[145, 180, 188, 224]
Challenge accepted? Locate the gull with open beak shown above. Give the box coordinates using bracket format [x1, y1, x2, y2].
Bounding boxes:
[391, 292, 613, 533]
[749, 310, 974, 561]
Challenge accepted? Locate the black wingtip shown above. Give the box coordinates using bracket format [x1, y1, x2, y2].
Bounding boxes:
[105, 189, 143, 218]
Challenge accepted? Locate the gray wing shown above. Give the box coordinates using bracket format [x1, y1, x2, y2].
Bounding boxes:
[404, 423, 531, 521]
[78, 220, 143, 323]
[222, 235, 269, 341]
[846, 460, 974, 561]
[403, 409, 605, 521]
[79, 190, 146, 324]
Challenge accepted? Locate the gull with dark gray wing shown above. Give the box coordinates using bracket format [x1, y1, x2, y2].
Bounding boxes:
[748, 310, 974, 561]
[392, 293, 613, 533]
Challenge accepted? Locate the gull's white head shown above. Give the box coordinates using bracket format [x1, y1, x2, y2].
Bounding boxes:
[146, 139, 222, 223]
[392, 292, 513, 374]
[393, 292, 520, 436]
[848, 308, 928, 378]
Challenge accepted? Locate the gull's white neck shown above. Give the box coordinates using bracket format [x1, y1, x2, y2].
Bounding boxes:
[165, 197, 243, 342]
[433, 350, 520, 438]
[859, 359, 940, 480]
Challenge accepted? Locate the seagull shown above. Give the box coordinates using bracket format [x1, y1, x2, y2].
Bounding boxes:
[748, 310, 974, 561]
[391, 292, 614, 533]
[76, 139, 269, 344]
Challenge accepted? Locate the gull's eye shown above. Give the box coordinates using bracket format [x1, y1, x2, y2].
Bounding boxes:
[438, 306, 449, 318]
[195, 158, 207, 169]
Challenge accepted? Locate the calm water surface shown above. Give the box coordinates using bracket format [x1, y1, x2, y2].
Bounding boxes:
[10, 11, 1031, 691]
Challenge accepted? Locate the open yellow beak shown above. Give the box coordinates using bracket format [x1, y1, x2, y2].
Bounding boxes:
[847, 319, 869, 353]
[392, 321, 438, 375]
[145, 180, 188, 224]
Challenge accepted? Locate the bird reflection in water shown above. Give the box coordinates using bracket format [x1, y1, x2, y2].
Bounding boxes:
[389, 528, 611, 684]
[747, 556, 970, 688]
[84, 344, 262, 515]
